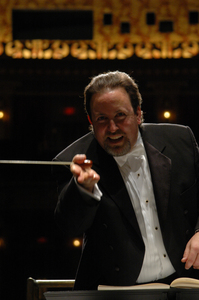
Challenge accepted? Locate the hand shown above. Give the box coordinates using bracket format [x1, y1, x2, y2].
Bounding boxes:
[181, 232, 199, 269]
[70, 154, 100, 193]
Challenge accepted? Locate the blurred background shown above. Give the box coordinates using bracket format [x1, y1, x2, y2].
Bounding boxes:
[0, 0, 199, 299]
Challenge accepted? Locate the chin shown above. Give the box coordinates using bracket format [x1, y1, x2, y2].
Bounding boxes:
[104, 146, 129, 156]
[105, 139, 131, 155]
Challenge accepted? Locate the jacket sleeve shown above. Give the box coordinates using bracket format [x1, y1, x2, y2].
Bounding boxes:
[53, 165, 100, 237]
[188, 127, 199, 233]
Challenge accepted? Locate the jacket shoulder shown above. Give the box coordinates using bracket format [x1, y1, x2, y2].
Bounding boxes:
[54, 132, 95, 162]
[141, 123, 192, 139]
[141, 123, 198, 152]
[142, 123, 189, 132]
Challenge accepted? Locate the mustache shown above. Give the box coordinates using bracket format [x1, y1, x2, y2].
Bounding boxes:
[105, 131, 125, 137]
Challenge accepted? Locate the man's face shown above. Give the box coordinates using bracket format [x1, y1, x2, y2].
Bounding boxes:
[90, 87, 141, 156]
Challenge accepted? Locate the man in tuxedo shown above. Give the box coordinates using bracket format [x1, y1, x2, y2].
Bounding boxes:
[54, 71, 199, 290]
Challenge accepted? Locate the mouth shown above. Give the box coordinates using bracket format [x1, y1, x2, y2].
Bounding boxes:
[107, 135, 124, 144]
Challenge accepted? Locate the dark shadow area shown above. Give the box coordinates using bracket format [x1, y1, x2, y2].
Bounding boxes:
[0, 57, 199, 300]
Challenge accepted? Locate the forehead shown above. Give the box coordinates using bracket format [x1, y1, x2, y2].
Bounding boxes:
[90, 87, 132, 109]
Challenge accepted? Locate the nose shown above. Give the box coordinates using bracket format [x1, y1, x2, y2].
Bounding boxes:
[108, 119, 118, 132]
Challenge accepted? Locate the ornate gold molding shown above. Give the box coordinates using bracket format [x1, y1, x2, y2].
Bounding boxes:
[1, 0, 199, 59]
[1, 40, 199, 59]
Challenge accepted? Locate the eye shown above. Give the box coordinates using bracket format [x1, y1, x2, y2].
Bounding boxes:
[116, 112, 126, 118]
[96, 115, 107, 122]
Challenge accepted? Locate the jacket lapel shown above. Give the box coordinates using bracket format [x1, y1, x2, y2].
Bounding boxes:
[86, 141, 143, 239]
[143, 140, 171, 230]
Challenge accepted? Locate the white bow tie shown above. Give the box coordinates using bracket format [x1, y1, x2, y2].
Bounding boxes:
[115, 143, 145, 167]
[130, 143, 145, 157]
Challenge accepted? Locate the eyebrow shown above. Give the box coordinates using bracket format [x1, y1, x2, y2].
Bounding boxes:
[94, 108, 127, 115]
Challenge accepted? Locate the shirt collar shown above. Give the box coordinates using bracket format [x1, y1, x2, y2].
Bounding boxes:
[114, 131, 145, 167]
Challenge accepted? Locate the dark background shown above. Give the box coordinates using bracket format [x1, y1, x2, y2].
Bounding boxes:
[0, 55, 199, 300]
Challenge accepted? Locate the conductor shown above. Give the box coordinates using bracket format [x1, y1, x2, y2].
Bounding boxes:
[54, 71, 199, 290]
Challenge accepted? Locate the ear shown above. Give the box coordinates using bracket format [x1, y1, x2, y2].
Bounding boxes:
[87, 115, 93, 125]
[136, 106, 142, 125]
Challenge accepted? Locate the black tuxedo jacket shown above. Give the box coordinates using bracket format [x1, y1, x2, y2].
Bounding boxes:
[54, 123, 199, 290]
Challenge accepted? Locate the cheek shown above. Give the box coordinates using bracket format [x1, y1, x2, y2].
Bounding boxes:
[124, 121, 138, 137]
[120, 120, 134, 133]
[93, 125, 106, 141]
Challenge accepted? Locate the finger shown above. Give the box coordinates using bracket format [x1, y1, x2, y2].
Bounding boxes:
[77, 173, 100, 196]
[77, 170, 100, 184]
[181, 241, 190, 263]
[87, 171, 100, 183]
[77, 171, 89, 184]
[193, 255, 199, 269]
[92, 173, 97, 180]
[74, 167, 91, 184]
[184, 248, 197, 270]
[70, 154, 91, 177]
[182, 233, 199, 270]
[72, 155, 93, 171]
[70, 162, 82, 177]
[72, 154, 87, 165]
[181, 257, 187, 263]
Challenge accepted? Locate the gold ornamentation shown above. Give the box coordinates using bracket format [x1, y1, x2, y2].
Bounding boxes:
[0, 0, 199, 59]
[2, 40, 199, 59]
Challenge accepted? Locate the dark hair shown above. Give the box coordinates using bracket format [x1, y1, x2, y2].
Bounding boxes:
[84, 71, 143, 122]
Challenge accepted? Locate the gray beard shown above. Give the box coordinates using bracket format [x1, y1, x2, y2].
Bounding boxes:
[104, 139, 131, 156]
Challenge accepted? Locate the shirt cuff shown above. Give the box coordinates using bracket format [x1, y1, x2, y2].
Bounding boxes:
[74, 177, 102, 201]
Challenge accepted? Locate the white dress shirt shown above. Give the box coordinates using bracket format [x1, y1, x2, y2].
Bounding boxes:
[114, 132, 175, 283]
